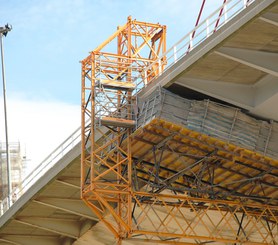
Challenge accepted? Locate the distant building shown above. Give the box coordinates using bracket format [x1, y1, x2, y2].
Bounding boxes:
[0, 142, 25, 200]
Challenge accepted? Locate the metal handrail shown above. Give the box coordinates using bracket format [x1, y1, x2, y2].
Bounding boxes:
[138, 0, 254, 89]
[0, 125, 81, 215]
[0, 0, 255, 216]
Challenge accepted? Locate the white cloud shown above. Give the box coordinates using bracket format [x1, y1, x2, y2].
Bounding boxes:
[0, 0, 225, 176]
[0, 95, 80, 175]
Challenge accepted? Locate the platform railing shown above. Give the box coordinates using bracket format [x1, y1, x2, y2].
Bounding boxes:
[0, 0, 256, 216]
[135, 0, 255, 90]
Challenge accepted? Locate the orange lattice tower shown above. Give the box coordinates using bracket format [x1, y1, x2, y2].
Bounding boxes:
[81, 16, 166, 243]
[81, 16, 277, 245]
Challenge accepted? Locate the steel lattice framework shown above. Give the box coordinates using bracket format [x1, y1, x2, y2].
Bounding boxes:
[81, 16, 167, 242]
[81, 17, 277, 244]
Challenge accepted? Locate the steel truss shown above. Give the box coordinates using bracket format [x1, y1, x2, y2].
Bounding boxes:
[81, 17, 277, 244]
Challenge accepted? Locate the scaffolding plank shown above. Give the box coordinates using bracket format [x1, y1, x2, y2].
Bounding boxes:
[99, 79, 135, 90]
[101, 116, 136, 128]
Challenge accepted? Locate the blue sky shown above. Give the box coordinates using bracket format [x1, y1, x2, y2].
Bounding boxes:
[0, 0, 221, 172]
[1, 0, 221, 104]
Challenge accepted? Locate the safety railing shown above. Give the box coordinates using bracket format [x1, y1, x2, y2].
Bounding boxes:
[135, 0, 255, 90]
[0, 125, 81, 216]
[0, 0, 256, 216]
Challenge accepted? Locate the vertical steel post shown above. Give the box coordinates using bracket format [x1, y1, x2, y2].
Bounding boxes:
[0, 33, 12, 207]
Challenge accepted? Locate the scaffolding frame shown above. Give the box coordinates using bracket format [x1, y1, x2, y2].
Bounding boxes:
[81, 17, 277, 244]
[0, 142, 23, 200]
[81, 16, 167, 241]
